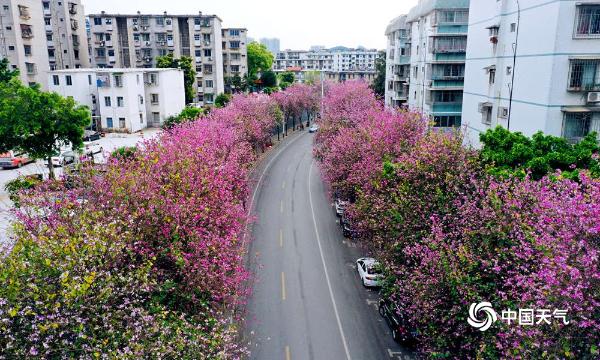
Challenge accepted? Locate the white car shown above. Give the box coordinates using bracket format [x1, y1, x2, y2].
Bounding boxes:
[50, 151, 79, 167]
[356, 258, 383, 287]
[83, 142, 103, 156]
[335, 199, 348, 217]
[309, 125, 319, 133]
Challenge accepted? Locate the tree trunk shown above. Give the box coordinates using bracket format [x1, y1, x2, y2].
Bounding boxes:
[47, 157, 55, 180]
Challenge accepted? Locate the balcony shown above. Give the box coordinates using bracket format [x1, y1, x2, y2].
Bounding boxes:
[20, 25, 34, 39]
[69, 3, 77, 15]
[432, 103, 462, 113]
[435, 25, 468, 35]
[18, 5, 30, 20]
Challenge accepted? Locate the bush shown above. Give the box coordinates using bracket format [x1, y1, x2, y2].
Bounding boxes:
[162, 106, 204, 129]
[214, 93, 232, 108]
[110, 146, 137, 160]
[4, 175, 42, 207]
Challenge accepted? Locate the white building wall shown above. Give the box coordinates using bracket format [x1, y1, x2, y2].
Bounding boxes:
[145, 69, 185, 127]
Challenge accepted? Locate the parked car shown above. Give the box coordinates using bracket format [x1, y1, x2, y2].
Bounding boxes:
[335, 199, 348, 217]
[50, 151, 79, 168]
[356, 257, 383, 287]
[379, 298, 418, 344]
[0, 151, 34, 169]
[83, 130, 101, 142]
[309, 125, 319, 133]
[83, 142, 103, 156]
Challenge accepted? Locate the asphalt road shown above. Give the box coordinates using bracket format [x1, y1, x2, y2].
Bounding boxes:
[246, 131, 413, 360]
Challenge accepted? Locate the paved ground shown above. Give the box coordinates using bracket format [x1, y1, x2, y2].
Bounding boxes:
[245, 131, 414, 360]
[0, 129, 161, 249]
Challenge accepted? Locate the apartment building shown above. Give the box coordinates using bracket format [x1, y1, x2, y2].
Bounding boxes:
[0, 0, 90, 88]
[274, 47, 378, 84]
[87, 11, 224, 105]
[48, 68, 185, 131]
[221, 27, 248, 92]
[462, 0, 600, 146]
[406, 0, 469, 129]
[260, 37, 280, 54]
[385, 15, 411, 108]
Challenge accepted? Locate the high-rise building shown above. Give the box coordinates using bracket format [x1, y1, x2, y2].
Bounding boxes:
[384, 15, 411, 108]
[259, 37, 280, 54]
[405, 0, 469, 130]
[0, 0, 90, 89]
[462, 0, 600, 146]
[87, 11, 225, 105]
[221, 27, 248, 92]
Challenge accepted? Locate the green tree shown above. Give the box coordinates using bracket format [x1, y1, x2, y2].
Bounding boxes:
[370, 50, 386, 98]
[0, 58, 18, 84]
[278, 71, 295, 89]
[480, 126, 600, 180]
[0, 81, 90, 179]
[247, 42, 274, 78]
[162, 106, 204, 129]
[157, 54, 196, 104]
[214, 93, 232, 108]
[260, 70, 277, 88]
[225, 75, 244, 94]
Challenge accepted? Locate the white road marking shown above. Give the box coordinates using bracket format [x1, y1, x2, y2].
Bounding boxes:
[388, 349, 407, 359]
[308, 162, 352, 360]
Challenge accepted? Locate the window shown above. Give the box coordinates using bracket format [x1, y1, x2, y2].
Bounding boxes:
[156, 17, 164, 26]
[119, 117, 126, 128]
[88, 74, 92, 85]
[229, 41, 240, 49]
[139, 114, 144, 124]
[204, 49, 212, 57]
[195, 49, 202, 57]
[114, 74, 123, 87]
[153, 112, 160, 122]
[156, 33, 166, 42]
[568, 59, 600, 91]
[575, 5, 600, 37]
[45, 18, 51, 26]
[481, 104, 493, 125]
[117, 97, 124, 107]
[93, 17, 102, 25]
[205, 80, 213, 88]
[433, 91, 462, 103]
[203, 33, 211, 43]
[510, 23, 517, 32]
[66, 75, 72, 86]
[52, 75, 59, 85]
[488, 68, 496, 85]
[104, 96, 111, 107]
[194, 17, 202, 25]
[437, 10, 468, 24]
[106, 117, 113, 128]
[230, 29, 240, 36]
[433, 115, 461, 128]
[24, 45, 32, 56]
[230, 65, 240, 73]
[204, 64, 213, 73]
[151, 93, 159, 104]
[20, 24, 33, 39]
[204, 94, 214, 103]
[25, 62, 35, 74]
[96, 48, 106, 57]
[563, 112, 600, 142]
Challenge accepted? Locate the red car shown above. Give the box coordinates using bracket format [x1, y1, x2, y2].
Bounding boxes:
[0, 151, 34, 169]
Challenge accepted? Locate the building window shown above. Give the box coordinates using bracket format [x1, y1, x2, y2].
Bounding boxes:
[20, 24, 33, 39]
[151, 93, 159, 104]
[433, 115, 461, 128]
[152, 112, 160, 122]
[229, 41, 240, 49]
[139, 95, 144, 104]
[205, 94, 214, 103]
[52, 75, 59, 86]
[104, 96, 111, 107]
[205, 80, 213, 88]
[568, 59, 600, 91]
[156, 17, 164, 26]
[437, 10, 469, 24]
[93, 17, 102, 25]
[88, 74, 92, 85]
[510, 23, 517, 32]
[230, 65, 240, 73]
[575, 5, 600, 37]
[23, 45, 32, 56]
[114, 74, 123, 87]
[119, 117, 126, 128]
[480, 104, 493, 125]
[106, 117, 113, 128]
[139, 113, 144, 124]
[204, 49, 212, 57]
[488, 68, 496, 85]
[117, 97, 124, 107]
[563, 112, 600, 142]
[66, 75, 72, 86]
[203, 33, 211, 43]
[204, 64, 213, 74]
[25, 62, 36, 74]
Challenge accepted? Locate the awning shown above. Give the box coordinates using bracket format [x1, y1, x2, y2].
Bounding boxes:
[483, 65, 496, 71]
[561, 106, 591, 113]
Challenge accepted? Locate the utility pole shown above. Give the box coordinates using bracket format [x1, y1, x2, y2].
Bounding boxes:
[507, 0, 521, 131]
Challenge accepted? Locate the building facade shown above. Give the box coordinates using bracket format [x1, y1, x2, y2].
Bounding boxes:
[221, 27, 248, 92]
[462, 0, 600, 146]
[0, 0, 90, 88]
[385, 15, 411, 108]
[274, 47, 378, 84]
[405, 0, 469, 129]
[260, 37, 280, 54]
[87, 12, 224, 105]
[48, 68, 185, 132]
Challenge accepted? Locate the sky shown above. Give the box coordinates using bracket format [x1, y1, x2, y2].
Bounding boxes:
[82, 0, 419, 50]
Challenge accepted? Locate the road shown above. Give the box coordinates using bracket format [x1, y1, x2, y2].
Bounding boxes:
[246, 131, 413, 360]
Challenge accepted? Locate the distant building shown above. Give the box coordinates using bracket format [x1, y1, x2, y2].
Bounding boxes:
[462, 0, 600, 146]
[274, 47, 379, 84]
[384, 15, 411, 108]
[48, 68, 185, 132]
[259, 37, 280, 54]
[87, 11, 224, 105]
[406, 0, 470, 130]
[0, 0, 91, 89]
[221, 28, 248, 91]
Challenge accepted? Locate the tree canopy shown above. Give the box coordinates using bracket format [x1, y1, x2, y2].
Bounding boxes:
[0, 58, 18, 84]
[156, 54, 196, 104]
[247, 42, 274, 78]
[370, 50, 386, 98]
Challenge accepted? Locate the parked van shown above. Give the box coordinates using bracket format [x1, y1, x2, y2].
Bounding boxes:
[0, 151, 34, 169]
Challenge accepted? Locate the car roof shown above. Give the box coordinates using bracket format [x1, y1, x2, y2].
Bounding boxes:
[358, 257, 377, 265]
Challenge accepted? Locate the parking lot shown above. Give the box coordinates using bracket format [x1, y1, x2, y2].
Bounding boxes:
[0, 129, 161, 249]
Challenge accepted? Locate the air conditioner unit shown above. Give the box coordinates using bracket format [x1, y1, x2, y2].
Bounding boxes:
[100, 41, 105, 47]
[587, 92, 600, 103]
[498, 106, 509, 119]
[133, 25, 139, 31]
[145, 41, 151, 46]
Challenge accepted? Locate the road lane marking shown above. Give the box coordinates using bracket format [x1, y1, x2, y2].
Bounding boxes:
[280, 229, 283, 248]
[281, 272, 287, 300]
[308, 162, 352, 360]
[280, 200, 284, 214]
[282, 181, 286, 189]
[285, 345, 291, 360]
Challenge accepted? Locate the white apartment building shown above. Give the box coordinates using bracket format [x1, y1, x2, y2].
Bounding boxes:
[463, 0, 600, 146]
[48, 68, 185, 132]
[87, 12, 224, 105]
[406, 0, 469, 129]
[274, 47, 378, 84]
[260, 37, 280, 54]
[221, 27, 248, 92]
[385, 15, 411, 108]
[0, 0, 90, 88]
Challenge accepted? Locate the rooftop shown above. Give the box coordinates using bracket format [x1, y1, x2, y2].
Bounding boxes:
[88, 11, 222, 22]
[406, 0, 470, 22]
[49, 68, 183, 74]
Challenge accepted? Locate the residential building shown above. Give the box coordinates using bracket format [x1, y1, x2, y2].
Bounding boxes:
[406, 0, 469, 129]
[260, 37, 280, 54]
[385, 15, 411, 108]
[221, 27, 248, 92]
[274, 47, 379, 84]
[462, 0, 600, 146]
[0, 0, 90, 89]
[48, 68, 185, 131]
[87, 11, 224, 105]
